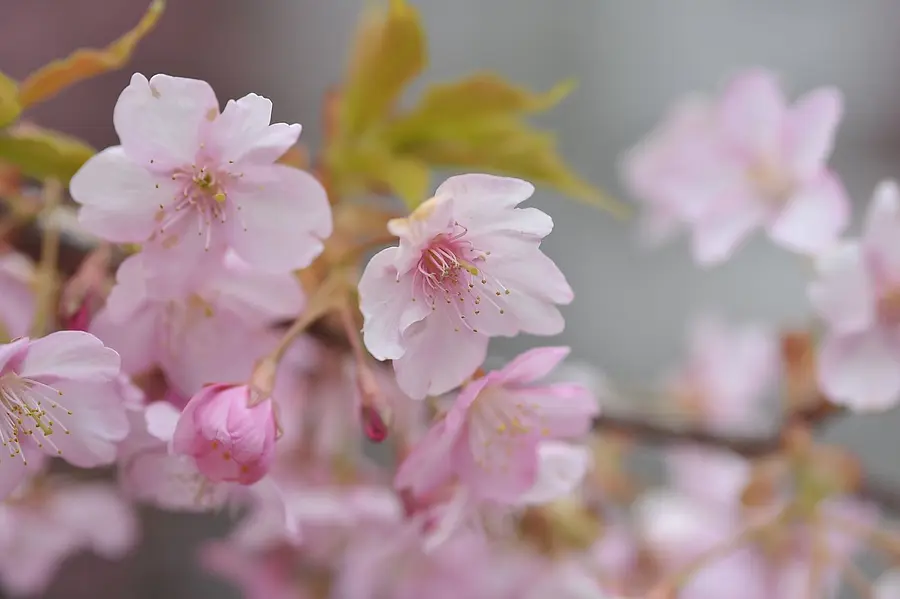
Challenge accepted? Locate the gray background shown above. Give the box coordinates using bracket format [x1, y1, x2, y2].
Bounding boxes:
[3, 1, 900, 596]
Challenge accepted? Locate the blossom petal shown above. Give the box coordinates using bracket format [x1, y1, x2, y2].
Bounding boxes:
[818, 330, 900, 411]
[768, 173, 849, 255]
[145, 400, 182, 442]
[718, 69, 786, 156]
[435, 174, 535, 211]
[89, 307, 158, 376]
[0, 337, 30, 374]
[114, 73, 218, 168]
[0, 457, 28, 499]
[517, 441, 591, 505]
[394, 420, 457, 498]
[497, 346, 571, 384]
[785, 87, 843, 179]
[459, 425, 538, 503]
[20, 331, 120, 383]
[214, 252, 304, 325]
[70, 147, 178, 243]
[206, 93, 301, 165]
[229, 165, 332, 272]
[514, 382, 599, 437]
[691, 196, 767, 266]
[393, 318, 488, 400]
[862, 180, 900, 284]
[360, 248, 426, 361]
[808, 242, 875, 335]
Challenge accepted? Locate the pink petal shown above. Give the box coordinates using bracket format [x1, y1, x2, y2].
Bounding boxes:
[205, 93, 301, 165]
[808, 242, 875, 335]
[0, 337, 30, 374]
[229, 165, 332, 272]
[862, 180, 900, 287]
[517, 441, 591, 505]
[513, 383, 599, 437]
[114, 73, 218, 168]
[145, 400, 182, 442]
[41, 380, 130, 467]
[497, 346, 571, 384]
[785, 87, 843, 179]
[458, 426, 539, 502]
[767, 173, 849, 254]
[718, 69, 786, 157]
[89, 307, 158, 375]
[666, 447, 751, 508]
[172, 386, 214, 455]
[393, 318, 488, 400]
[434, 174, 535, 211]
[70, 147, 178, 242]
[818, 330, 900, 411]
[0, 253, 36, 339]
[213, 252, 304, 325]
[394, 420, 457, 497]
[49, 483, 138, 557]
[360, 248, 414, 361]
[141, 211, 230, 290]
[0, 458, 28, 499]
[690, 195, 767, 266]
[19, 331, 120, 382]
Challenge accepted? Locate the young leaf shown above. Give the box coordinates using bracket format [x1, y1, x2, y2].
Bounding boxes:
[0, 125, 95, 184]
[0, 72, 20, 128]
[339, 0, 425, 137]
[17, 0, 165, 108]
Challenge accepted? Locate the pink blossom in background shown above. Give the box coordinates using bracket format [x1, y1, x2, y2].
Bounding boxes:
[623, 68, 849, 265]
[173, 384, 277, 485]
[810, 180, 900, 411]
[666, 315, 778, 434]
[91, 250, 302, 397]
[0, 252, 36, 340]
[0, 479, 138, 598]
[69, 73, 332, 274]
[359, 174, 573, 399]
[876, 570, 900, 599]
[0, 332, 126, 497]
[396, 346, 597, 505]
[201, 542, 305, 599]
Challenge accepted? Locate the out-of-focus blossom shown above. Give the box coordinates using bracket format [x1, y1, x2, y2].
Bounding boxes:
[359, 174, 573, 399]
[517, 441, 593, 506]
[91, 250, 301, 397]
[173, 384, 277, 485]
[0, 478, 138, 598]
[666, 316, 778, 433]
[876, 570, 900, 599]
[201, 543, 307, 599]
[396, 347, 597, 505]
[0, 252, 35, 340]
[623, 68, 848, 265]
[810, 180, 900, 411]
[0, 332, 126, 497]
[70, 73, 332, 274]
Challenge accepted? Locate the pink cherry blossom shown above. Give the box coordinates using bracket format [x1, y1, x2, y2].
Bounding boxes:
[91, 250, 302, 397]
[201, 542, 305, 599]
[0, 478, 138, 598]
[0, 332, 126, 497]
[516, 441, 592, 505]
[359, 174, 574, 399]
[0, 252, 35, 340]
[173, 384, 277, 485]
[623, 68, 849, 265]
[666, 315, 778, 434]
[69, 73, 332, 274]
[810, 180, 900, 411]
[395, 347, 598, 504]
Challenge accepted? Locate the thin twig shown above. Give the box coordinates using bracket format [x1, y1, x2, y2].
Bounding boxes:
[30, 180, 62, 337]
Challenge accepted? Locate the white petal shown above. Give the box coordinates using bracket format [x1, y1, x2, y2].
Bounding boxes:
[19, 331, 120, 382]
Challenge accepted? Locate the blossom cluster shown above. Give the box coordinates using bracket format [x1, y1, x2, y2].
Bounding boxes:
[1, 64, 900, 599]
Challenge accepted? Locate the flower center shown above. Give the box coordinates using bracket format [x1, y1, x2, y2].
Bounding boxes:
[155, 160, 247, 250]
[412, 222, 510, 333]
[748, 158, 794, 204]
[0, 373, 72, 464]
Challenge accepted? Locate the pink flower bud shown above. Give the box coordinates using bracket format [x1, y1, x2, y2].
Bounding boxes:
[172, 383, 277, 485]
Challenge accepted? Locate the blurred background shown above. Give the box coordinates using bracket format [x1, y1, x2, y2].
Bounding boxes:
[3, 0, 900, 597]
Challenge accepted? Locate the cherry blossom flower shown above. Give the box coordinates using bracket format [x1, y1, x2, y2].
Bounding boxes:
[396, 347, 597, 504]
[0, 252, 35, 340]
[359, 174, 573, 399]
[623, 68, 849, 265]
[90, 250, 301, 397]
[0, 332, 126, 497]
[666, 315, 778, 434]
[0, 478, 138, 597]
[69, 73, 332, 274]
[809, 180, 900, 411]
[173, 384, 277, 485]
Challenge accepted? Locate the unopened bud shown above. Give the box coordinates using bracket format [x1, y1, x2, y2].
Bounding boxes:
[361, 405, 388, 443]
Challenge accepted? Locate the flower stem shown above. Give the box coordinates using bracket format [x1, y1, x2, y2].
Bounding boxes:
[30, 179, 62, 337]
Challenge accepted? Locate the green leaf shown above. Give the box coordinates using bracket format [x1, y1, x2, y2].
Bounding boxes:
[339, 0, 426, 138]
[0, 72, 20, 128]
[397, 118, 628, 218]
[0, 126, 95, 184]
[17, 0, 165, 108]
